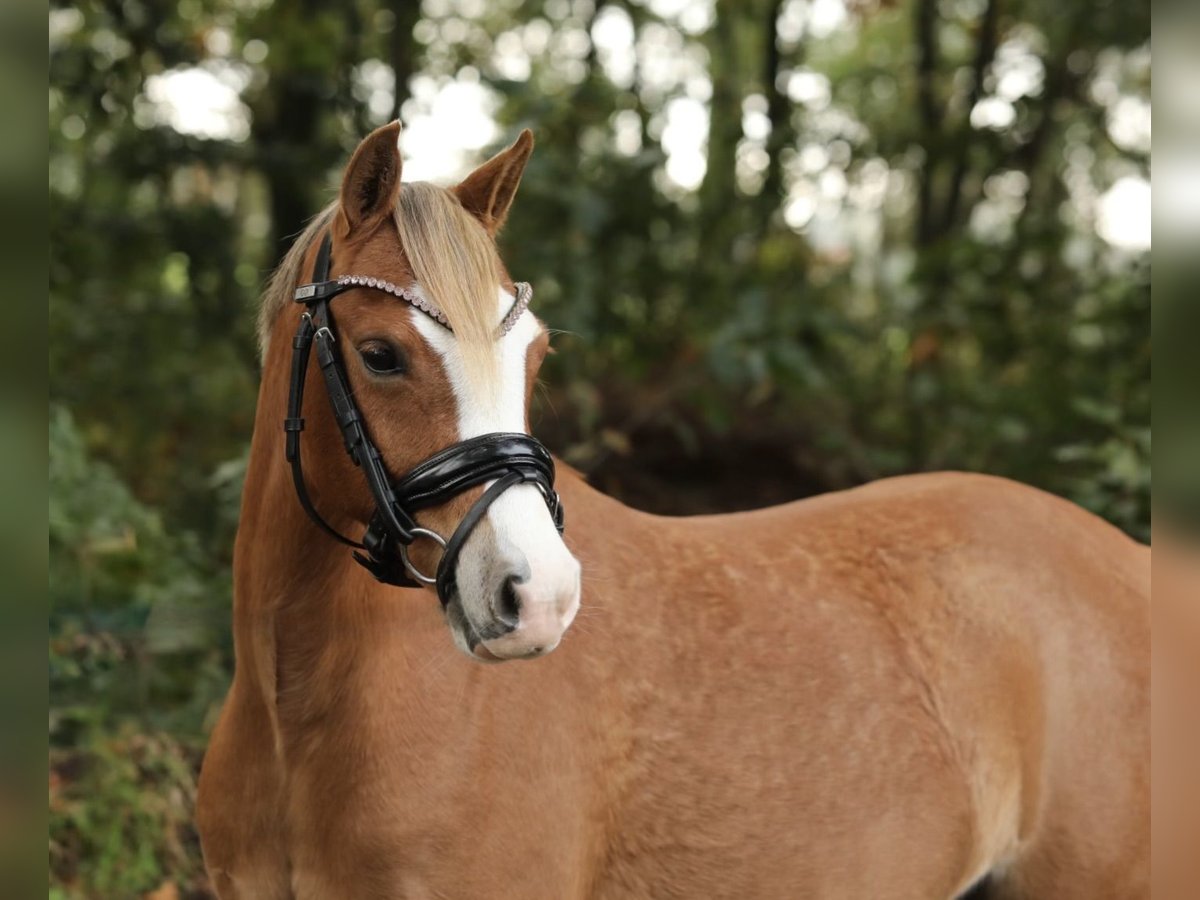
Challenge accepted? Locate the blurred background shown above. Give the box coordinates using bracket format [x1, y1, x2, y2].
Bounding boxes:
[49, 0, 1149, 895]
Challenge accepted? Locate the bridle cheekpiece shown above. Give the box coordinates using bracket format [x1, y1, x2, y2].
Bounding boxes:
[283, 232, 564, 606]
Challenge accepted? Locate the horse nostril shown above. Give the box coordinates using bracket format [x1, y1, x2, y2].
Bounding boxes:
[493, 576, 522, 630]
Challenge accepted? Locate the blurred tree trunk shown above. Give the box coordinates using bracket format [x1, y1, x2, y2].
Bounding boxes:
[942, 0, 999, 232]
[389, 0, 422, 118]
[908, 0, 947, 466]
[248, 4, 380, 268]
[255, 81, 322, 268]
[759, 0, 793, 215]
[699, 2, 743, 218]
[617, 0, 656, 137]
[912, 0, 942, 249]
[696, 0, 756, 300]
[699, 0, 798, 248]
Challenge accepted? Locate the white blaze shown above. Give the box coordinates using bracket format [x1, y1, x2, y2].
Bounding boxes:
[410, 287, 580, 648]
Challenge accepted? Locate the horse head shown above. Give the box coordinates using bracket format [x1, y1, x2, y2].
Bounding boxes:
[270, 122, 581, 661]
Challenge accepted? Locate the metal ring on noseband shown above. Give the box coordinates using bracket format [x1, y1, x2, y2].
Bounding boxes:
[398, 527, 448, 586]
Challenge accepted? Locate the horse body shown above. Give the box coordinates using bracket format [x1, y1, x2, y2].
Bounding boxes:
[200, 455, 1148, 898]
[196, 123, 1148, 898]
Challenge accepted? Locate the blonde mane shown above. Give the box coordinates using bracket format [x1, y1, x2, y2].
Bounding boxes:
[257, 183, 503, 376]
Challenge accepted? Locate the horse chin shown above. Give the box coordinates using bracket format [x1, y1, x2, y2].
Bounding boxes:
[471, 643, 504, 662]
[443, 596, 515, 664]
[476, 634, 560, 661]
[443, 598, 489, 662]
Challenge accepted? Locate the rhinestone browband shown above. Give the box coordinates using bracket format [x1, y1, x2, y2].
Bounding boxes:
[335, 275, 533, 338]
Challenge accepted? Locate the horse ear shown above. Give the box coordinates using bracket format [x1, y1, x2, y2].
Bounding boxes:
[454, 129, 534, 236]
[337, 121, 403, 237]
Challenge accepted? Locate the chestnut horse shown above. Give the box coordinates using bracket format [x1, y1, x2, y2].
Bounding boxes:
[196, 123, 1149, 899]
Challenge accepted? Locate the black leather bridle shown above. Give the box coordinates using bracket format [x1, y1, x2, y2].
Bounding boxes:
[284, 232, 564, 605]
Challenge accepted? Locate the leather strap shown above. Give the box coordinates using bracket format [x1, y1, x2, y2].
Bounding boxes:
[396, 433, 557, 511]
[311, 320, 419, 543]
[435, 471, 525, 605]
[284, 302, 363, 550]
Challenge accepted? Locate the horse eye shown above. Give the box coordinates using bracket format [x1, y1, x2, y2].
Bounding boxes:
[359, 341, 405, 376]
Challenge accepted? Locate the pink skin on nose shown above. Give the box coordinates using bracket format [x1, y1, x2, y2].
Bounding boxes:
[475, 573, 580, 660]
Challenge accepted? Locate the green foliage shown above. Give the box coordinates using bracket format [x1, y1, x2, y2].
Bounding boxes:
[50, 407, 229, 896]
[49, 406, 233, 665]
[49, 0, 1149, 892]
[50, 704, 207, 898]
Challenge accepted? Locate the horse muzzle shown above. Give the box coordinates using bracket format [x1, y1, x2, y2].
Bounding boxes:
[447, 505, 581, 662]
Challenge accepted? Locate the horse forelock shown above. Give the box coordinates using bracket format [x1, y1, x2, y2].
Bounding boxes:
[393, 181, 505, 382]
[256, 182, 507, 383]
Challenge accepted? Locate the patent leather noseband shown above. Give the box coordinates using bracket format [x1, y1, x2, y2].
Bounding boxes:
[284, 232, 564, 605]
